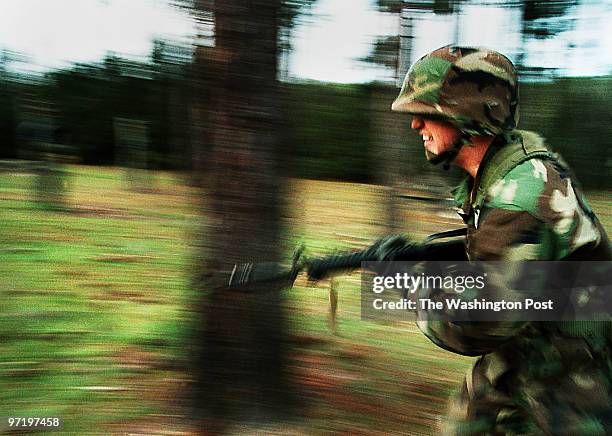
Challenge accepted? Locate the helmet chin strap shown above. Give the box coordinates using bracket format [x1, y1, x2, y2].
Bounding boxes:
[426, 134, 471, 170]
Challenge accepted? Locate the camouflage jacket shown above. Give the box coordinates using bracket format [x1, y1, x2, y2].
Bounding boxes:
[416, 130, 612, 435]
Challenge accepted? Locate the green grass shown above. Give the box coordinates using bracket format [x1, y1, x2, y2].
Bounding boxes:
[0, 166, 194, 434]
[1, 167, 610, 434]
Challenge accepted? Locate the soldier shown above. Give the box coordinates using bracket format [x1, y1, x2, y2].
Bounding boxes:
[227, 44, 611, 435]
[390, 46, 612, 434]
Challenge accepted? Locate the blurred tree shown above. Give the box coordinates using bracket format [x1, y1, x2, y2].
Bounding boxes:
[189, 0, 313, 424]
[177, 0, 315, 183]
[359, 0, 401, 81]
[0, 50, 17, 159]
[377, 0, 403, 14]
[363, 1, 578, 78]
[150, 38, 192, 170]
[360, 0, 463, 233]
[287, 83, 371, 181]
[521, 0, 578, 38]
[15, 95, 70, 210]
[360, 1, 461, 81]
[49, 59, 134, 165]
[516, 0, 578, 75]
[369, 85, 407, 232]
[360, 35, 401, 71]
[361, 1, 402, 232]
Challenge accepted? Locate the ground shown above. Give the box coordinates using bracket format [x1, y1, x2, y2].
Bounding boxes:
[1, 165, 609, 435]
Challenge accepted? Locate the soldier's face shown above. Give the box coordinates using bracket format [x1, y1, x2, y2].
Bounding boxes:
[411, 116, 462, 160]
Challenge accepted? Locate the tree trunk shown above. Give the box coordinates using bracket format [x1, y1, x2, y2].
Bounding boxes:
[371, 85, 405, 233]
[191, 0, 288, 422]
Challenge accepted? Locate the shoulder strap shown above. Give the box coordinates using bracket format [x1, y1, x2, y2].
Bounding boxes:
[473, 130, 554, 210]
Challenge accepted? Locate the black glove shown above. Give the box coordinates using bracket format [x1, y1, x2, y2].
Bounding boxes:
[303, 236, 424, 281]
[370, 235, 467, 262]
[370, 235, 424, 261]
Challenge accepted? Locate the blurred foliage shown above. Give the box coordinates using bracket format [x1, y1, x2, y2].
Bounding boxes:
[364, 0, 461, 79]
[0, 69, 610, 188]
[279, 0, 318, 29]
[286, 83, 372, 182]
[522, 0, 577, 39]
[396, 0, 459, 14]
[1, 40, 192, 169]
[520, 77, 612, 190]
[174, 0, 316, 29]
[364, 1, 578, 76]
[375, 0, 402, 14]
[429, 0, 459, 15]
[359, 35, 400, 70]
[0, 4, 608, 189]
[0, 90, 16, 159]
[290, 78, 612, 188]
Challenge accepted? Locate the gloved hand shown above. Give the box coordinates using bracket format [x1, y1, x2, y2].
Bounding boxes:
[371, 235, 468, 262]
[370, 235, 423, 261]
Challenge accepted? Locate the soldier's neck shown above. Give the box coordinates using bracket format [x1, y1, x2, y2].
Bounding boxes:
[455, 136, 494, 178]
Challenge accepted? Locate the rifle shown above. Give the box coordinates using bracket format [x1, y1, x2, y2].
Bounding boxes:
[226, 229, 466, 291]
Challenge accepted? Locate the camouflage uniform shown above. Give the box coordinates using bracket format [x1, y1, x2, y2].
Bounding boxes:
[392, 46, 612, 435]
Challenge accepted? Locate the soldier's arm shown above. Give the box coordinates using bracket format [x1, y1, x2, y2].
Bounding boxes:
[415, 208, 543, 356]
[415, 158, 608, 355]
[415, 161, 554, 355]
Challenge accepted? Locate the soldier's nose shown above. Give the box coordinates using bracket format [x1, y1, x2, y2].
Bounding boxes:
[411, 116, 424, 130]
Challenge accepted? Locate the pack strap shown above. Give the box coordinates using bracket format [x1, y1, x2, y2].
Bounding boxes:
[473, 130, 555, 211]
[423, 228, 467, 243]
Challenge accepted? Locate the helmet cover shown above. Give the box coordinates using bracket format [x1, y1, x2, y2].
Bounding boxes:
[392, 45, 519, 136]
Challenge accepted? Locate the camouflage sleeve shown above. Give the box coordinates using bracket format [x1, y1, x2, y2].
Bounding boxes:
[476, 158, 604, 260]
[415, 238, 536, 356]
[414, 206, 541, 355]
[416, 158, 605, 355]
[414, 257, 532, 356]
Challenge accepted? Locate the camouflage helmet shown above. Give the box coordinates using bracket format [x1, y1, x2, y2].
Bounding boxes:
[391, 45, 519, 136]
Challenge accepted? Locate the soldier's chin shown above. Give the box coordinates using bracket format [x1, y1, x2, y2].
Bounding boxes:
[425, 149, 438, 162]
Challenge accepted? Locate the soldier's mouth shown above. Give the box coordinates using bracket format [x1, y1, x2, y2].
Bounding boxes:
[422, 135, 433, 146]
